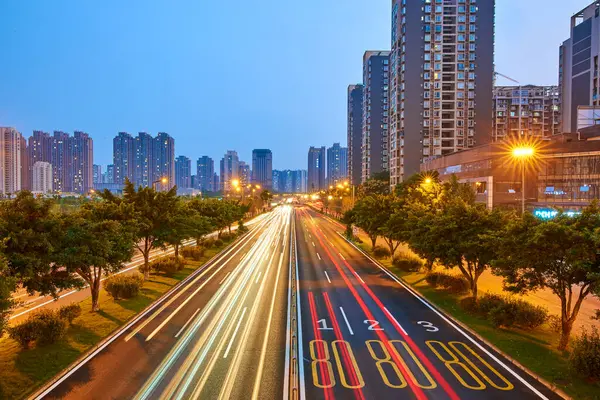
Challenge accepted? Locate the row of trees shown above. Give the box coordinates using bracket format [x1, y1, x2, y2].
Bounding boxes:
[345, 174, 600, 350]
[0, 179, 252, 331]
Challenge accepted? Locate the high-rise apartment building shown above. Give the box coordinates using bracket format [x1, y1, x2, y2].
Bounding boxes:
[134, 132, 155, 188]
[560, 2, 600, 133]
[154, 132, 175, 190]
[113, 132, 135, 184]
[0, 128, 24, 195]
[27, 130, 52, 190]
[20, 135, 29, 191]
[307, 146, 326, 192]
[272, 169, 308, 193]
[93, 164, 103, 184]
[105, 164, 114, 184]
[71, 131, 94, 194]
[51, 131, 72, 192]
[220, 150, 239, 192]
[212, 173, 220, 193]
[175, 156, 191, 188]
[238, 161, 250, 185]
[327, 143, 348, 186]
[197, 156, 214, 192]
[493, 85, 561, 140]
[389, 0, 495, 186]
[252, 149, 273, 190]
[347, 84, 364, 186]
[362, 51, 390, 183]
[32, 161, 53, 193]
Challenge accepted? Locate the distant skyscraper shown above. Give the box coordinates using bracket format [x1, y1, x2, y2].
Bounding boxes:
[113, 132, 135, 184]
[93, 164, 103, 184]
[347, 84, 364, 186]
[327, 143, 348, 186]
[362, 51, 390, 183]
[51, 131, 72, 192]
[307, 146, 326, 192]
[20, 135, 29, 191]
[105, 164, 115, 184]
[272, 170, 281, 192]
[0, 128, 24, 195]
[175, 156, 191, 188]
[238, 161, 250, 185]
[134, 132, 154, 188]
[220, 150, 239, 192]
[27, 130, 52, 190]
[154, 132, 175, 190]
[197, 156, 214, 192]
[389, 0, 495, 185]
[32, 161, 53, 193]
[212, 173, 220, 193]
[252, 149, 273, 190]
[560, 2, 599, 133]
[71, 131, 94, 194]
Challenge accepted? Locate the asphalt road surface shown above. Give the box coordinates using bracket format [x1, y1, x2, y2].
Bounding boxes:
[35, 205, 563, 400]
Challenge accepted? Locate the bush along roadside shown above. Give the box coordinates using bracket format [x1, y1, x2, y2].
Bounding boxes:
[8, 304, 81, 349]
[104, 274, 144, 300]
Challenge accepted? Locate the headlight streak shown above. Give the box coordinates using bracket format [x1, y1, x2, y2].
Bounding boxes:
[134, 207, 292, 400]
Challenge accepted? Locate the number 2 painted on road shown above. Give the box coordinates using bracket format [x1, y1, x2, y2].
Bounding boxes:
[317, 319, 333, 330]
[364, 320, 384, 331]
[417, 321, 439, 332]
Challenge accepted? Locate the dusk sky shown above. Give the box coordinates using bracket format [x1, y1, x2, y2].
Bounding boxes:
[0, 0, 592, 169]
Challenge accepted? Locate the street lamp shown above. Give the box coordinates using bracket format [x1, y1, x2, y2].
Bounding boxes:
[511, 146, 535, 214]
[152, 177, 168, 191]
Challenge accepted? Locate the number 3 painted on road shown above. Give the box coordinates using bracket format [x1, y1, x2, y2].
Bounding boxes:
[417, 321, 439, 332]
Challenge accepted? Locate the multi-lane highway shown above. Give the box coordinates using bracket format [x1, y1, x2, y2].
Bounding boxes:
[34, 205, 562, 400]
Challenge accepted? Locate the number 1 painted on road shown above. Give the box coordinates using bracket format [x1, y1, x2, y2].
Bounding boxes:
[317, 319, 333, 330]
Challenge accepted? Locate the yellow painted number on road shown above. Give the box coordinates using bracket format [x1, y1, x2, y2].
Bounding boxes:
[309, 340, 335, 388]
[389, 340, 437, 389]
[331, 340, 365, 389]
[366, 340, 407, 388]
[448, 342, 514, 391]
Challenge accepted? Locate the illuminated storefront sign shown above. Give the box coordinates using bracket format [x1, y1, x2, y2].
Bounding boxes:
[533, 208, 581, 220]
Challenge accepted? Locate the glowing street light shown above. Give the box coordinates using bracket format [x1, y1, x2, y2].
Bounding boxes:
[328, 195, 333, 200]
[232, 179, 240, 188]
[424, 178, 432, 185]
[152, 177, 168, 190]
[510, 145, 536, 214]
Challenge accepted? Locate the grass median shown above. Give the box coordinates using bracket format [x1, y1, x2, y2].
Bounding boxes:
[0, 238, 234, 400]
[354, 240, 600, 400]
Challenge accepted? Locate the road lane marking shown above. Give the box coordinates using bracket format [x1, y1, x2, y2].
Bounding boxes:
[384, 307, 408, 335]
[175, 308, 201, 338]
[317, 253, 321, 260]
[312, 241, 315, 247]
[338, 232, 549, 400]
[219, 272, 231, 285]
[339, 307, 354, 335]
[339, 253, 345, 261]
[353, 271, 365, 284]
[295, 217, 307, 400]
[223, 307, 247, 358]
[255, 270, 262, 284]
[324, 271, 331, 283]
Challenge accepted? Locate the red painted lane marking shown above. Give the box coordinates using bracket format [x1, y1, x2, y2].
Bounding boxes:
[300, 210, 427, 400]
[308, 211, 461, 400]
[323, 292, 365, 400]
[308, 291, 335, 400]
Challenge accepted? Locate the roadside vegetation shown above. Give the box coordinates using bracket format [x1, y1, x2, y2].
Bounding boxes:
[338, 172, 600, 399]
[0, 179, 272, 399]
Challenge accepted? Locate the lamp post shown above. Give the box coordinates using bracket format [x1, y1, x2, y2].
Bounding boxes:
[511, 146, 535, 214]
[152, 177, 168, 191]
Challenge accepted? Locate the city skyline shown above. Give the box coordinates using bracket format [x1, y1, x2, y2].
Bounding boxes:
[0, 1, 591, 171]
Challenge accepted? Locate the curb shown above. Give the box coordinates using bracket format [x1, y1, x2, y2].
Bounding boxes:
[339, 232, 571, 400]
[28, 229, 252, 400]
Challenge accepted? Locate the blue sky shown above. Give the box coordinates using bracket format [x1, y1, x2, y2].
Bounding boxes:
[0, 0, 592, 169]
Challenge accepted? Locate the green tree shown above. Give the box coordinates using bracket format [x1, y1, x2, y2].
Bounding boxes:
[0, 191, 79, 296]
[493, 207, 600, 350]
[260, 190, 273, 210]
[357, 171, 390, 198]
[101, 179, 179, 279]
[55, 201, 136, 311]
[352, 195, 389, 248]
[0, 254, 16, 335]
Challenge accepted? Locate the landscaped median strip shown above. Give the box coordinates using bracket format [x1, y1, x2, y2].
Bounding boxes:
[336, 231, 572, 400]
[0, 217, 267, 400]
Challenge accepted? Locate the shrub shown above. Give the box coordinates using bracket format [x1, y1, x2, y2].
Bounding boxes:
[237, 221, 248, 234]
[220, 233, 234, 242]
[58, 304, 81, 324]
[104, 274, 144, 300]
[392, 252, 423, 272]
[213, 239, 224, 247]
[181, 246, 205, 261]
[138, 261, 152, 276]
[425, 272, 470, 294]
[9, 309, 68, 347]
[151, 256, 184, 276]
[8, 320, 39, 348]
[546, 314, 562, 333]
[372, 246, 391, 259]
[474, 293, 548, 330]
[203, 238, 216, 248]
[570, 327, 600, 380]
